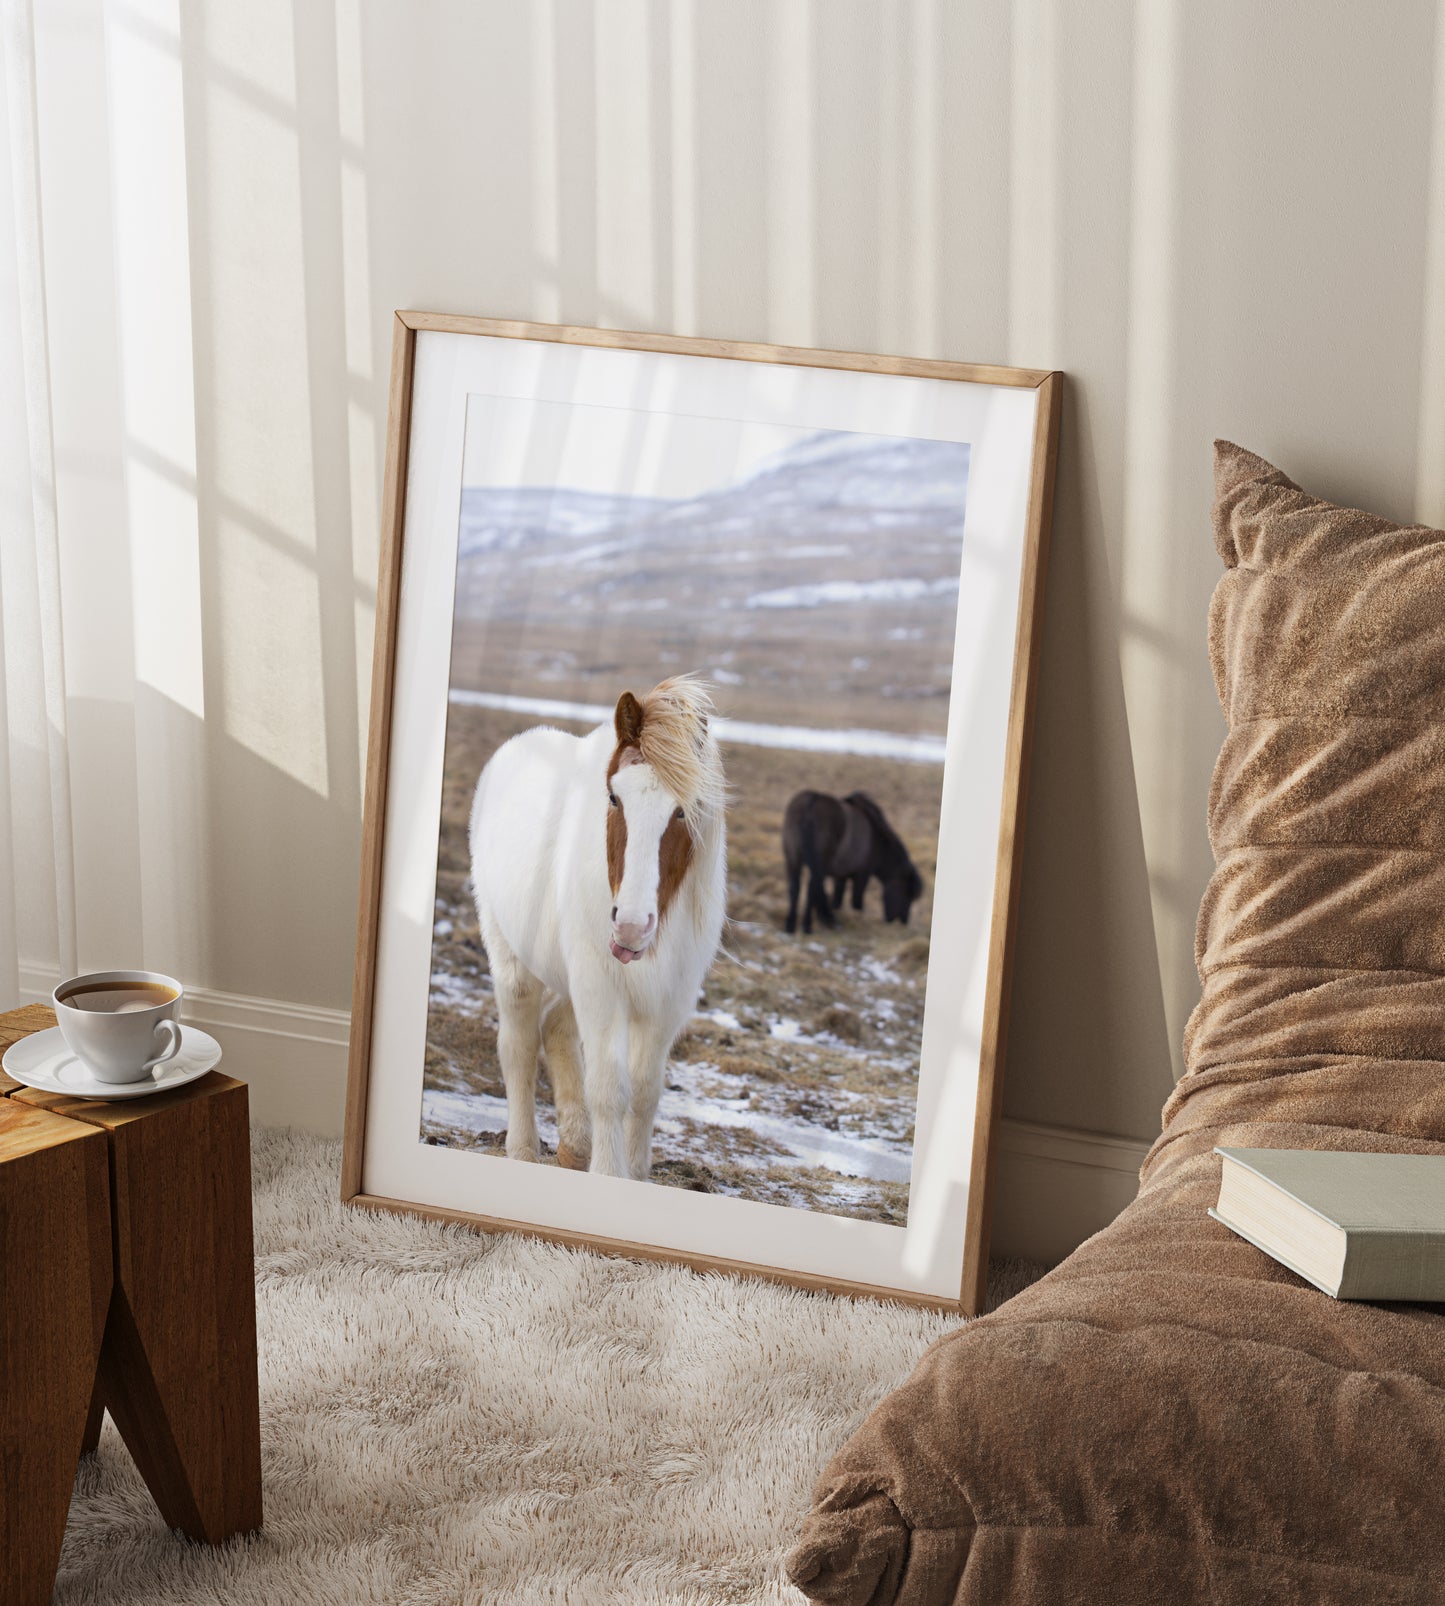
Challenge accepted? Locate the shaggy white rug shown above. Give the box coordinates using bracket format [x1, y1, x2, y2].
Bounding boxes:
[53, 1129, 1040, 1605]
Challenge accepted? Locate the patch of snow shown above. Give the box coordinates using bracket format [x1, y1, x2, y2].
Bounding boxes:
[757, 1014, 890, 1060]
[697, 1008, 743, 1032]
[422, 1057, 914, 1186]
[661, 1060, 912, 1182]
[808, 1031, 858, 1053]
[745, 577, 959, 610]
[525, 539, 631, 569]
[423, 1088, 558, 1149]
[448, 689, 946, 764]
[710, 717, 945, 765]
[664, 1108, 910, 1184]
[430, 968, 485, 1012]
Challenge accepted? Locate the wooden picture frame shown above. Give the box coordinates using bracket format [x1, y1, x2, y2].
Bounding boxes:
[342, 312, 1061, 1315]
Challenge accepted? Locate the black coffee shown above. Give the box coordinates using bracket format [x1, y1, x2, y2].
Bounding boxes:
[59, 980, 178, 1014]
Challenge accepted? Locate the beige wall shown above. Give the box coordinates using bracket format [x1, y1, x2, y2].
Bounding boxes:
[26, 0, 1445, 1156]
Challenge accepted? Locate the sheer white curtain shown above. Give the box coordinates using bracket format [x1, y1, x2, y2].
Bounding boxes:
[0, 0, 77, 1009]
[0, 0, 370, 1023]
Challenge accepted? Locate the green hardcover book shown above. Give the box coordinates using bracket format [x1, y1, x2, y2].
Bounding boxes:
[1210, 1148, 1445, 1301]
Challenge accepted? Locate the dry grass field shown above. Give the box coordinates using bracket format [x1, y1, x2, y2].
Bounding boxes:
[420, 702, 944, 1225]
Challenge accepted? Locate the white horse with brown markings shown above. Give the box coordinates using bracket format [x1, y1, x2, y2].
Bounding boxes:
[469, 676, 726, 1180]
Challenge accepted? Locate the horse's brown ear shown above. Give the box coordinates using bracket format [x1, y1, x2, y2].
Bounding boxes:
[615, 690, 644, 745]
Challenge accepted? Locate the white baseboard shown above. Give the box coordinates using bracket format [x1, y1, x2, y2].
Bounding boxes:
[17, 967, 1149, 1267]
[19, 964, 350, 1134]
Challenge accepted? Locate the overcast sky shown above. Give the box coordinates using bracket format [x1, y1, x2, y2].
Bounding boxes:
[461, 392, 867, 501]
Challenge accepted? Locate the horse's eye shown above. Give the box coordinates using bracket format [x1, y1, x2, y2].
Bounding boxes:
[674, 806, 684, 820]
[608, 791, 619, 808]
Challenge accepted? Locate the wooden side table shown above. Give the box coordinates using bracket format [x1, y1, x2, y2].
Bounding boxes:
[0, 1003, 55, 1095]
[0, 1099, 112, 1606]
[1, 1003, 263, 1580]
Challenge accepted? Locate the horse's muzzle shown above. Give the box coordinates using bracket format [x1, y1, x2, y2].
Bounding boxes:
[609, 912, 655, 964]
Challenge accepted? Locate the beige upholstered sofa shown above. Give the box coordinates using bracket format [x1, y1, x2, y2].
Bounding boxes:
[787, 443, 1445, 1605]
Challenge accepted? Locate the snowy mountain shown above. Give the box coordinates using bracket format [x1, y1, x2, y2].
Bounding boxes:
[448, 429, 970, 736]
[455, 431, 968, 604]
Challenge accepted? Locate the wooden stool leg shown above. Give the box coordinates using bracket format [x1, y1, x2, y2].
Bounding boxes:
[96, 1079, 263, 1541]
[14, 1072, 264, 1543]
[1, 1104, 112, 1606]
[79, 1376, 105, 1455]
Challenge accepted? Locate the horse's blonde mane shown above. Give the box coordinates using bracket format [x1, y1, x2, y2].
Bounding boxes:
[634, 675, 726, 817]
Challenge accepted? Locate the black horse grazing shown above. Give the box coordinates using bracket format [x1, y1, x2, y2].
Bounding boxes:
[782, 790, 924, 935]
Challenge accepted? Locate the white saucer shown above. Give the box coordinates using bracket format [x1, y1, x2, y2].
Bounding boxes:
[2, 1024, 222, 1100]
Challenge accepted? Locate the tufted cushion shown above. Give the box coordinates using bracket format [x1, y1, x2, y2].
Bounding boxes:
[786, 442, 1445, 1605]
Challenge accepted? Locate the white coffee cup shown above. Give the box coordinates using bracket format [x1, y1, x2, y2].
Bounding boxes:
[52, 969, 185, 1085]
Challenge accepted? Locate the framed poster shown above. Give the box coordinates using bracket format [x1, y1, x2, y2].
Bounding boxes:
[342, 313, 1060, 1314]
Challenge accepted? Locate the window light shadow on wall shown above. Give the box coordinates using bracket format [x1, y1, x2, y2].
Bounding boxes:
[1120, 0, 1197, 1078]
[110, 0, 378, 811]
